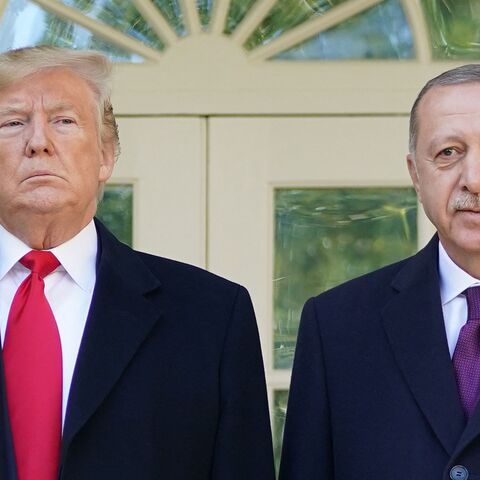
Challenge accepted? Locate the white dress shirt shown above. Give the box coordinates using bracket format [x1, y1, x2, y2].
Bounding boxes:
[439, 241, 480, 358]
[0, 220, 97, 427]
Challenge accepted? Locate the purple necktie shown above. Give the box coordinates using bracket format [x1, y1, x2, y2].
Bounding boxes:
[453, 286, 480, 418]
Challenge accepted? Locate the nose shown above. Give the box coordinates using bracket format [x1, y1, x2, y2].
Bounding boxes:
[461, 148, 480, 194]
[25, 118, 54, 157]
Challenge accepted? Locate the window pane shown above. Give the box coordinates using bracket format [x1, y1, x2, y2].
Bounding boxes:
[152, 0, 186, 37]
[224, 0, 258, 35]
[96, 184, 133, 246]
[59, 0, 164, 51]
[273, 390, 288, 474]
[244, 0, 348, 51]
[422, 0, 480, 60]
[273, 0, 414, 60]
[0, 0, 145, 62]
[197, 0, 214, 30]
[274, 188, 417, 369]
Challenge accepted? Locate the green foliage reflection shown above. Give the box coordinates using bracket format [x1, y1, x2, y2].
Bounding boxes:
[152, 0, 186, 36]
[273, 0, 413, 60]
[274, 188, 417, 369]
[197, 0, 213, 29]
[40, 11, 142, 60]
[96, 184, 133, 247]
[422, 0, 480, 59]
[59, 0, 164, 50]
[224, 0, 258, 35]
[245, 0, 348, 50]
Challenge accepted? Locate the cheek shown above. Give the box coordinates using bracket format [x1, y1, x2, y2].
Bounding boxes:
[416, 179, 453, 218]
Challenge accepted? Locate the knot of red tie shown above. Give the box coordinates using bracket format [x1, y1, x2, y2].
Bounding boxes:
[20, 250, 60, 279]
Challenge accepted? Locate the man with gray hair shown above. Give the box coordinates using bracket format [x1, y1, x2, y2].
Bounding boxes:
[0, 46, 274, 480]
[280, 64, 480, 480]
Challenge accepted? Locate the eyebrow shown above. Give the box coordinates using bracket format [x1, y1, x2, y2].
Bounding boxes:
[0, 101, 81, 118]
[428, 134, 464, 149]
[0, 106, 28, 117]
[44, 101, 81, 115]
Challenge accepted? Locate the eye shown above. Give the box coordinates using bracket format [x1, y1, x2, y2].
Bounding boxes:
[2, 120, 23, 128]
[434, 146, 464, 168]
[57, 118, 75, 125]
[440, 147, 456, 157]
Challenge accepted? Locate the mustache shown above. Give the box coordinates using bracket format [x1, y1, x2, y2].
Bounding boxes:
[452, 192, 480, 210]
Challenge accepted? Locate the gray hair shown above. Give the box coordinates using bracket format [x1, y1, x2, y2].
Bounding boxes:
[409, 64, 480, 153]
[0, 45, 119, 158]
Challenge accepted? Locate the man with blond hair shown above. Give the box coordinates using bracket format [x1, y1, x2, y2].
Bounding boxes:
[0, 46, 274, 480]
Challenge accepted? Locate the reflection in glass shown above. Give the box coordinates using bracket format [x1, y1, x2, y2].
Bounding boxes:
[274, 188, 417, 369]
[244, 0, 348, 51]
[273, 0, 413, 60]
[0, 0, 144, 61]
[421, 0, 480, 60]
[197, 0, 214, 30]
[97, 184, 134, 246]
[59, 0, 164, 50]
[152, 0, 186, 37]
[224, 0, 258, 35]
[273, 390, 288, 474]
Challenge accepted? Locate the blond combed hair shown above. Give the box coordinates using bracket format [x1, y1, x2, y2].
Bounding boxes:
[0, 45, 120, 157]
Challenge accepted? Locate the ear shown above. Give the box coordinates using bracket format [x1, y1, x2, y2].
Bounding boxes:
[407, 153, 422, 204]
[99, 140, 116, 183]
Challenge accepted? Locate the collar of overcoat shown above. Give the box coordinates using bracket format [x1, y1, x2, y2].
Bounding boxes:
[382, 234, 466, 456]
[60, 219, 162, 465]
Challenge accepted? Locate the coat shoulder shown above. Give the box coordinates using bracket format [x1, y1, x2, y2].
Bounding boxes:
[315, 256, 409, 302]
[305, 250, 429, 334]
[133, 250, 248, 311]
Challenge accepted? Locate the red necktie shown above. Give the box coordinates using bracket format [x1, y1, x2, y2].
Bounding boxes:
[3, 250, 62, 480]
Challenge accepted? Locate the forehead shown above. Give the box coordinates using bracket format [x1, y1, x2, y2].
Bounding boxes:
[416, 83, 480, 144]
[0, 67, 96, 111]
[418, 83, 480, 124]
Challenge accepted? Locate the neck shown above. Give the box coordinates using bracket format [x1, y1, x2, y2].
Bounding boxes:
[0, 213, 94, 250]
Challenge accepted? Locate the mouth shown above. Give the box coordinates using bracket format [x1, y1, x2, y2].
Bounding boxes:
[23, 171, 59, 181]
[457, 208, 480, 213]
[456, 209, 480, 219]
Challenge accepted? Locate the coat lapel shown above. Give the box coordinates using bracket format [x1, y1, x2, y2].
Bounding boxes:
[454, 400, 480, 459]
[60, 221, 162, 463]
[0, 349, 17, 480]
[381, 236, 465, 455]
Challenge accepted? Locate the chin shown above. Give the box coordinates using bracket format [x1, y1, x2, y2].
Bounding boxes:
[450, 234, 480, 255]
[19, 193, 73, 215]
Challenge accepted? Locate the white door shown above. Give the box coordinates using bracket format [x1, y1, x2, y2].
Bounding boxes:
[111, 117, 207, 267]
[207, 115, 435, 463]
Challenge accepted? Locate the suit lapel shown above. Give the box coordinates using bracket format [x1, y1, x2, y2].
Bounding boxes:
[0, 348, 17, 480]
[60, 221, 162, 463]
[454, 400, 480, 459]
[381, 236, 465, 455]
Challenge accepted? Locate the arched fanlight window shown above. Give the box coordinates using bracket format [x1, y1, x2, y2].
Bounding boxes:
[0, 0, 478, 63]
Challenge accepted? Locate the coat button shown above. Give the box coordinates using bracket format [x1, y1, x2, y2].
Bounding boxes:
[450, 465, 469, 480]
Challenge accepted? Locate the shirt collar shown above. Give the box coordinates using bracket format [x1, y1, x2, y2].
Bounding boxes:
[438, 240, 480, 305]
[0, 220, 98, 292]
[0, 225, 31, 280]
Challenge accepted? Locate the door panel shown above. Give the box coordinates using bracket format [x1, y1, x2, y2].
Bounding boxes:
[111, 117, 206, 268]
